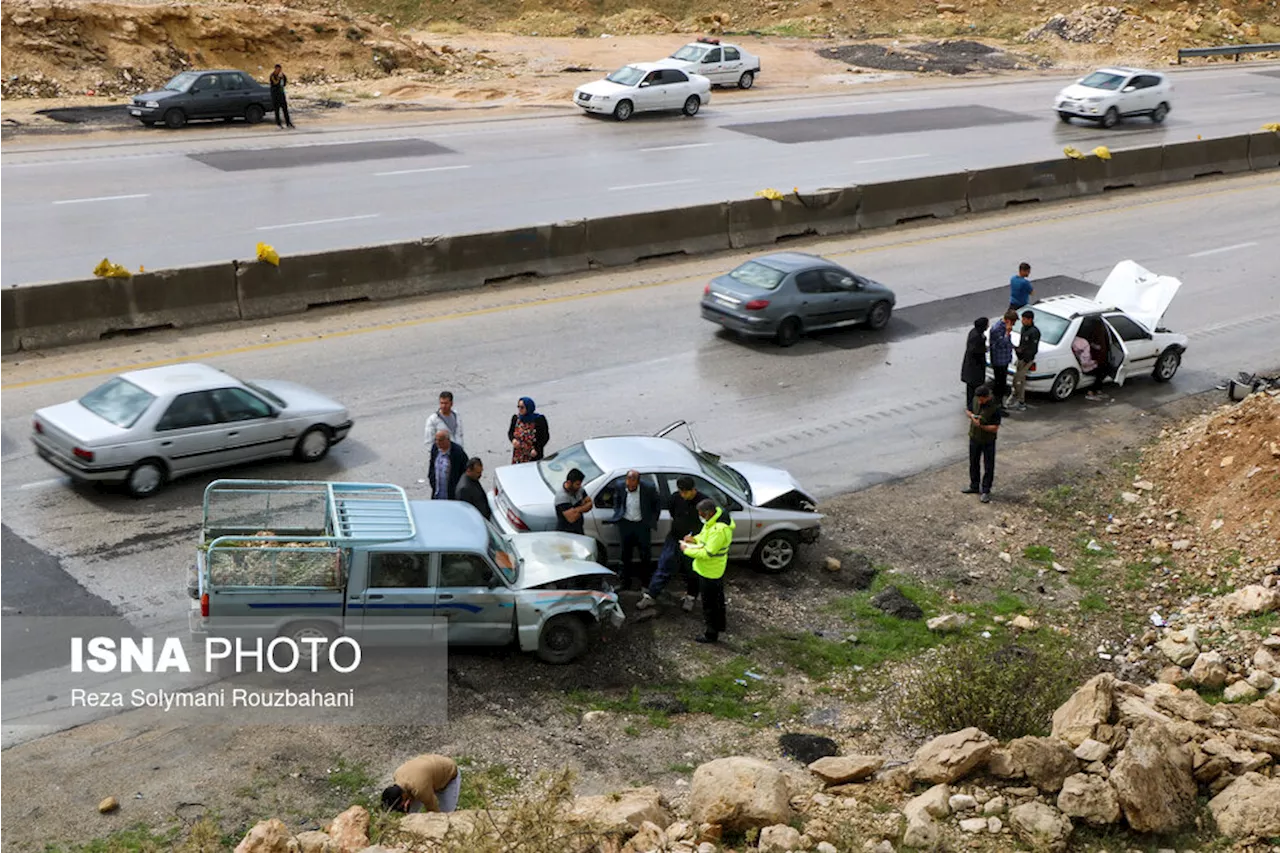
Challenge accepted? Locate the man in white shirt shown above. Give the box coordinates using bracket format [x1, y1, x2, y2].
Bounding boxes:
[605, 470, 660, 591]
[424, 391, 464, 452]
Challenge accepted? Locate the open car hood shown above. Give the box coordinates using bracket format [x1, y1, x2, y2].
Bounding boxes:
[509, 532, 614, 590]
[726, 461, 817, 508]
[1095, 260, 1182, 331]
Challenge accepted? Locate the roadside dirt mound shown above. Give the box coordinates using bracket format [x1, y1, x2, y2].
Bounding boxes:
[0, 0, 483, 98]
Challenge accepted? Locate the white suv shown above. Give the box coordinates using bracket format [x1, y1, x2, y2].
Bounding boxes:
[1054, 67, 1172, 128]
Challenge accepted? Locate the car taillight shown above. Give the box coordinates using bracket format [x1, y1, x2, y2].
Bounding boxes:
[201, 593, 209, 618]
[703, 284, 710, 295]
[506, 507, 529, 531]
[73, 447, 94, 462]
[33, 420, 43, 434]
[1030, 362, 1037, 372]
[745, 299, 770, 310]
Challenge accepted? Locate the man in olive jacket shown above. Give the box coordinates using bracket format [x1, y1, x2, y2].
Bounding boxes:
[680, 500, 735, 644]
[381, 754, 460, 813]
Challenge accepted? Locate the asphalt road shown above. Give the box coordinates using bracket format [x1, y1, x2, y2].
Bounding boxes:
[2, 173, 1277, 744]
[2, 64, 1279, 285]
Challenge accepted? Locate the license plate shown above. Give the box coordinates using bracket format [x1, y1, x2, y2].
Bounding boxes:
[130, 109, 142, 116]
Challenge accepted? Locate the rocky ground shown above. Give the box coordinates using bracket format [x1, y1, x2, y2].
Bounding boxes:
[7, 384, 1280, 852]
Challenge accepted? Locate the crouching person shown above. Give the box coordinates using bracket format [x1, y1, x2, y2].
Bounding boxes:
[381, 754, 461, 813]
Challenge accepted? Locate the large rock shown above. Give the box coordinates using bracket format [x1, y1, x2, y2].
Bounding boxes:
[757, 824, 804, 853]
[1008, 802, 1073, 853]
[623, 820, 666, 853]
[570, 787, 673, 832]
[689, 757, 792, 832]
[1008, 736, 1079, 792]
[399, 811, 494, 843]
[235, 819, 298, 853]
[327, 806, 369, 853]
[1109, 721, 1198, 833]
[295, 833, 336, 853]
[807, 755, 884, 785]
[1254, 646, 1280, 677]
[1156, 632, 1200, 668]
[1209, 772, 1280, 839]
[1056, 773, 1121, 826]
[901, 784, 950, 851]
[1221, 584, 1280, 617]
[1051, 673, 1115, 746]
[1190, 651, 1229, 689]
[910, 727, 996, 783]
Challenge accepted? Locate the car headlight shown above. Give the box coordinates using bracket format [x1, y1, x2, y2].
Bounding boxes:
[596, 95, 611, 101]
[1084, 96, 1104, 103]
[145, 101, 159, 108]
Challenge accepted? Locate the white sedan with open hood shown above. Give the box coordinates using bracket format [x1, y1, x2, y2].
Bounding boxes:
[993, 260, 1188, 401]
[573, 63, 711, 121]
[489, 421, 822, 573]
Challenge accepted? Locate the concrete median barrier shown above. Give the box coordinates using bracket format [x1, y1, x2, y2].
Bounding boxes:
[856, 172, 968, 230]
[966, 160, 1075, 213]
[432, 221, 589, 289]
[1248, 130, 1280, 170]
[727, 187, 862, 249]
[584, 203, 730, 266]
[1072, 145, 1164, 195]
[1160, 135, 1252, 183]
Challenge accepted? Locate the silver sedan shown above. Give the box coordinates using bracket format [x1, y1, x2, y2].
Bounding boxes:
[489, 421, 823, 573]
[31, 363, 353, 498]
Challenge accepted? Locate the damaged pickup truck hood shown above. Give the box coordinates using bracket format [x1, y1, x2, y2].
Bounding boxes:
[508, 532, 615, 590]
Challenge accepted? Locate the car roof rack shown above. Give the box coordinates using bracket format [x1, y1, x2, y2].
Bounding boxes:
[201, 479, 417, 544]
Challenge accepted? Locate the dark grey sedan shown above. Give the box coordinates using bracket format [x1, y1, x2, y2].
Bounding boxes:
[700, 252, 896, 347]
[129, 70, 274, 129]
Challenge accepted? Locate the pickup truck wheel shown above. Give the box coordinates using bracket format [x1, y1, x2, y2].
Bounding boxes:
[294, 426, 332, 462]
[126, 459, 167, 498]
[245, 104, 265, 124]
[163, 108, 186, 129]
[738, 70, 755, 89]
[281, 621, 338, 644]
[1153, 348, 1181, 382]
[537, 614, 589, 664]
[752, 530, 798, 574]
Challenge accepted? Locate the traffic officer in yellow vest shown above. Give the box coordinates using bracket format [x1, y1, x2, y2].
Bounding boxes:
[679, 499, 735, 644]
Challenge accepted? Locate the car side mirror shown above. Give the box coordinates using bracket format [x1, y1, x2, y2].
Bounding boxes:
[191, 87, 201, 93]
[730, 500, 743, 512]
[639, 81, 650, 87]
[268, 408, 281, 419]
[1122, 85, 1135, 92]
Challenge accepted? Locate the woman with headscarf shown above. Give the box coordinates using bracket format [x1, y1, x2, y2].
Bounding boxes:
[961, 316, 990, 411]
[508, 397, 550, 464]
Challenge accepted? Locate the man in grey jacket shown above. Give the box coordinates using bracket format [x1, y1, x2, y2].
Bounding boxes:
[424, 391, 464, 452]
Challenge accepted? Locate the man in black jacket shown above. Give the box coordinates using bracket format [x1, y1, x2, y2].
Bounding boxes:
[269, 64, 294, 129]
[961, 316, 990, 411]
[605, 470, 661, 591]
[1009, 310, 1041, 412]
[428, 430, 468, 501]
[454, 457, 491, 520]
[637, 476, 707, 613]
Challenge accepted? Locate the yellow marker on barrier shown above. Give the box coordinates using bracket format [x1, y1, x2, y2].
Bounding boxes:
[1092, 146, 1112, 160]
[1264, 123, 1280, 133]
[93, 258, 131, 279]
[1063, 146, 1085, 160]
[256, 242, 280, 267]
[754, 188, 784, 201]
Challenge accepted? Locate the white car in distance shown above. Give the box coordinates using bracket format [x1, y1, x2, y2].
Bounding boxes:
[573, 64, 711, 121]
[654, 37, 762, 89]
[1054, 67, 1172, 128]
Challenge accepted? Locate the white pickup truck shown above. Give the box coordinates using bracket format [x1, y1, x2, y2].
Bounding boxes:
[654, 37, 761, 89]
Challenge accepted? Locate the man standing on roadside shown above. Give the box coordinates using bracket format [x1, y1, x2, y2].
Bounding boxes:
[1009, 262, 1033, 310]
[455, 457, 490, 520]
[1009, 309, 1041, 412]
[269, 63, 294, 129]
[681, 500, 735, 644]
[424, 391, 464, 452]
[638, 476, 707, 613]
[428, 430, 467, 501]
[989, 309, 1016, 413]
[605, 470, 661, 591]
[554, 468, 593, 535]
[963, 384, 1002, 503]
[961, 316, 990, 412]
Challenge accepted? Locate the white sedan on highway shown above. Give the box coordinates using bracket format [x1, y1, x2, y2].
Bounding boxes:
[653, 37, 762, 89]
[993, 260, 1188, 401]
[574, 63, 711, 121]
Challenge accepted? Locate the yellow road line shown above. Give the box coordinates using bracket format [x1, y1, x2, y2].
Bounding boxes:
[4, 175, 1276, 392]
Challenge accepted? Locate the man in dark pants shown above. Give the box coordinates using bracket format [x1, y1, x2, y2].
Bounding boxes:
[1009, 309, 1041, 412]
[961, 316, 990, 411]
[963, 384, 1002, 503]
[988, 309, 1016, 414]
[454, 457, 490, 520]
[427, 430, 467, 501]
[269, 64, 294, 129]
[681, 500, 735, 644]
[605, 470, 660, 590]
[637, 476, 707, 613]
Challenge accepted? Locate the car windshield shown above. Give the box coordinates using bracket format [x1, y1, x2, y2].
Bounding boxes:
[727, 261, 787, 291]
[162, 72, 200, 92]
[486, 523, 520, 585]
[537, 442, 604, 492]
[696, 454, 752, 504]
[671, 45, 708, 61]
[1079, 71, 1126, 91]
[78, 377, 156, 428]
[605, 66, 645, 86]
[245, 381, 287, 409]
[1025, 308, 1072, 346]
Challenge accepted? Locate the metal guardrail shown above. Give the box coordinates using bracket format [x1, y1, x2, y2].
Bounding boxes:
[1177, 43, 1280, 63]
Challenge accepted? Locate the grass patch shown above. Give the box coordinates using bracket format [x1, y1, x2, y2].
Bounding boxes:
[456, 761, 521, 811]
[667, 762, 695, 774]
[1237, 612, 1279, 636]
[327, 758, 376, 802]
[570, 657, 783, 724]
[1079, 592, 1109, 613]
[987, 592, 1029, 616]
[42, 819, 228, 853]
[1022, 545, 1054, 564]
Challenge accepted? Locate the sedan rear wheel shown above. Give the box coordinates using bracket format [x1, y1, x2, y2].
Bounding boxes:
[163, 108, 186, 129]
[775, 317, 802, 348]
[126, 459, 167, 498]
[294, 426, 332, 462]
[1050, 369, 1079, 402]
[867, 301, 893, 330]
[738, 70, 755, 89]
[752, 530, 798, 573]
[613, 100, 634, 122]
[682, 95, 701, 117]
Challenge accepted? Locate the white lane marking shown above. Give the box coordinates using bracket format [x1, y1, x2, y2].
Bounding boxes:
[374, 165, 471, 176]
[1188, 241, 1257, 258]
[607, 178, 697, 191]
[256, 214, 380, 231]
[639, 143, 714, 152]
[19, 478, 64, 490]
[52, 193, 149, 205]
[855, 153, 933, 164]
